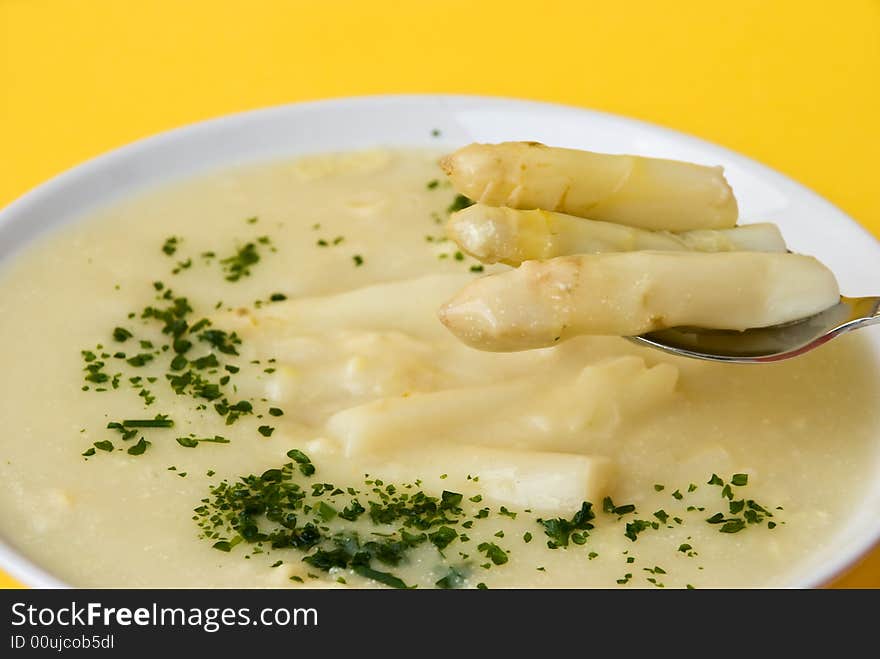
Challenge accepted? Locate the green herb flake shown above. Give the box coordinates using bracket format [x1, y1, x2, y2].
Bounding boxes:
[317, 501, 337, 521]
[720, 519, 746, 534]
[287, 448, 311, 464]
[447, 194, 474, 214]
[477, 542, 508, 565]
[126, 353, 154, 367]
[162, 236, 180, 256]
[221, 242, 261, 282]
[624, 519, 654, 542]
[127, 438, 150, 455]
[353, 565, 409, 589]
[428, 526, 458, 550]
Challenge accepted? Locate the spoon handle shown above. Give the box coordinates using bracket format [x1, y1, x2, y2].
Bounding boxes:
[845, 296, 880, 329]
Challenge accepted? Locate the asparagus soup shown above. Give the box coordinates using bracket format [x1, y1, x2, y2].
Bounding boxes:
[0, 148, 877, 588]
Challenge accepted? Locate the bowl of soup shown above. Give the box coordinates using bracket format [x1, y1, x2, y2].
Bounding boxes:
[1, 96, 879, 588]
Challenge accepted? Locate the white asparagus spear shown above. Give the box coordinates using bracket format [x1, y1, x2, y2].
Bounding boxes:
[364, 445, 614, 514]
[447, 204, 785, 266]
[299, 437, 613, 515]
[327, 356, 677, 455]
[212, 273, 474, 341]
[439, 251, 840, 351]
[440, 142, 738, 231]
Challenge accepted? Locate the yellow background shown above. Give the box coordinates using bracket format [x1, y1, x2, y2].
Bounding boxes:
[1, 0, 878, 588]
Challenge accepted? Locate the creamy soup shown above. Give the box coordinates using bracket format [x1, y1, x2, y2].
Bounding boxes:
[0, 149, 878, 588]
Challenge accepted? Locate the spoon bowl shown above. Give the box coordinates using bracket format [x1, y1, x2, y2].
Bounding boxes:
[629, 296, 880, 363]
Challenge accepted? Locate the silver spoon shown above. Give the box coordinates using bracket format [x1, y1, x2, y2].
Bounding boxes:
[628, 296, 880, 363]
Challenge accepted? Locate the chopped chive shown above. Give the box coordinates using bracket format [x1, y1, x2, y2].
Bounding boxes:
[123, 418, 174, 428]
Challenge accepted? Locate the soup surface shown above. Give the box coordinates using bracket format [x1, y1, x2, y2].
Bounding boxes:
[0, 149, 878, 588]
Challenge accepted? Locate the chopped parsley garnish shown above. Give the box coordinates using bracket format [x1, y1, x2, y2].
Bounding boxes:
[602, 497, 636, 516]
[435, 567, 466, 589]
[127, 438, 150, 455]
[538, 502, 595, 549]
[703, 474, 779, 534]
[447, 194, 474, 214]
[477, 542, 508, 565]
[624, 519, 658, 542]
[429, 526, 458, 550]
[126, 353, 154, 367]
[352, 566, 409, 589]
[162, 236, 180, 256]
[220, 242, 261, 281]
[352, 254, 364, 267]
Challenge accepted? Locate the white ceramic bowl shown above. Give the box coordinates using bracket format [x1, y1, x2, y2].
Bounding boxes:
[1, 95, 879, 588]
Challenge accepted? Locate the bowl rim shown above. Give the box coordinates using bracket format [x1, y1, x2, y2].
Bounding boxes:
[1, 93, 878, 589]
